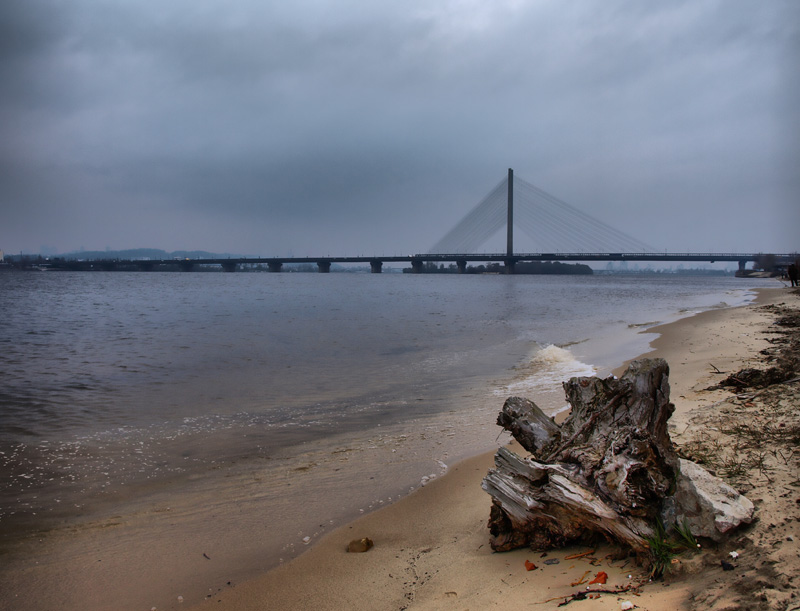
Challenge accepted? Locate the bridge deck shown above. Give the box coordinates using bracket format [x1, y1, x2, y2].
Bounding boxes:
[35, 252, 794, 272]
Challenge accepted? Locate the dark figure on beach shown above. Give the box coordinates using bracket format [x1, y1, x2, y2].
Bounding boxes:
[788, 263, 799, 287]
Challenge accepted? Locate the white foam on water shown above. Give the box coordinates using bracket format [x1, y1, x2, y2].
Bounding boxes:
[495, 345, 597, 413]
[530, 344, 581, 366]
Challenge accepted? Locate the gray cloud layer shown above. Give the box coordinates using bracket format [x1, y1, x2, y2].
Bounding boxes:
[2, 0, 798, 255]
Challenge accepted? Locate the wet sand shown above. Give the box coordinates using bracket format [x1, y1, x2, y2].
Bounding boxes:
[192, 287, 798, 611]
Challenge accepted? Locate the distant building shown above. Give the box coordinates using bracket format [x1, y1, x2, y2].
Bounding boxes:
[0, 249, 4, 262]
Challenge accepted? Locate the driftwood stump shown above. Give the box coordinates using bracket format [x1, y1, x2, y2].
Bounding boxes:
[482, 358, 752, 555]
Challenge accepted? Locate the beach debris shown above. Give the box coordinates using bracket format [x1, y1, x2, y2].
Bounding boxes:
[482, 358, 754, 573]
[203, 552, 210, 560]
[524, 559, 537, 571]
[620, 602, 635, 610]
[718, 366, 790, 389]
[564, 549, 595, 560]
[729, 550, 739, 559]
[570, 570, 591, 586]
[544, 558, 560, 565]
[347, 537, 374, 553]
[554, 585, 640, 607]
[177, 596, 184, 603]
[721, 560, 735, 571]
[302, 536, 311, 545]
[588, 571, 608, 585]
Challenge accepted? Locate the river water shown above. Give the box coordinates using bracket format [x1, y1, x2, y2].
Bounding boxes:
[0, 271, 775, 609]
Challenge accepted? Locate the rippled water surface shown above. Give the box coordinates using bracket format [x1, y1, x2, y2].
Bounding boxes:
[0, 271, 773, 545]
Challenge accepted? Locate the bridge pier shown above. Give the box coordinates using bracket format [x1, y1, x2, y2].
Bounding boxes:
[178, 261, 194, 272]
[267, 262, 283, 273]
[370, 259, 383, 274]
[504, 259, 516, 275]
[317, 261, 331, 273]
[456, 259, 467, 274]
[411, 260, 424, 274]
[738, 260, 748, 272]
[221, 261, 237, 272]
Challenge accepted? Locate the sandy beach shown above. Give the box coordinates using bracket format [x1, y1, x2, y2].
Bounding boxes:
[190, 286, 799, 611]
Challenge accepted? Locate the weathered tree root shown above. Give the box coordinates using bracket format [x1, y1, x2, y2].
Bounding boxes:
[482, 358, 754, 565]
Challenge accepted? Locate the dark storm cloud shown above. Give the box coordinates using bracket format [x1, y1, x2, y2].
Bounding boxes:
[1, 0, 798, 255]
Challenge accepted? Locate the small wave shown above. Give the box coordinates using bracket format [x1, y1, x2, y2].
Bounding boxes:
[628, 321, 661, 329]
[559, 339, 589, 349]
[536, 344, 595, 376]
[497, 345, 596, 410]
[530, 344, 578, 366]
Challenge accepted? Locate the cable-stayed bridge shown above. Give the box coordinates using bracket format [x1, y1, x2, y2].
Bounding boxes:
[430, 169, 655, 256]
[41, 170, 793, 273]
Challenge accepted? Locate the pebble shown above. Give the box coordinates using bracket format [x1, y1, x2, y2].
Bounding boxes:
[347, 537, 374, 553]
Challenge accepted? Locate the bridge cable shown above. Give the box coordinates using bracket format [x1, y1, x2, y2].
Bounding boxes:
[514, 178, 655, 253]
[429, 177, 508, 254]
[428, 173, 657, 255]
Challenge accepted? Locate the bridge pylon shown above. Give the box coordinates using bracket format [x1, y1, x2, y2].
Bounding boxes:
[507, 168, 513, 260]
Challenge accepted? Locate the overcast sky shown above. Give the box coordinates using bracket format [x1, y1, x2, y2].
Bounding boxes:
[2, 0, 798, 256]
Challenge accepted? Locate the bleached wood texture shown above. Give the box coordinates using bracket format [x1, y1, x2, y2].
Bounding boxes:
[483, 358, 679, 553]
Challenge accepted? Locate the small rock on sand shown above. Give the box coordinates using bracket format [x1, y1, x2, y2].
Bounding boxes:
[347, 537, 374, 553]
